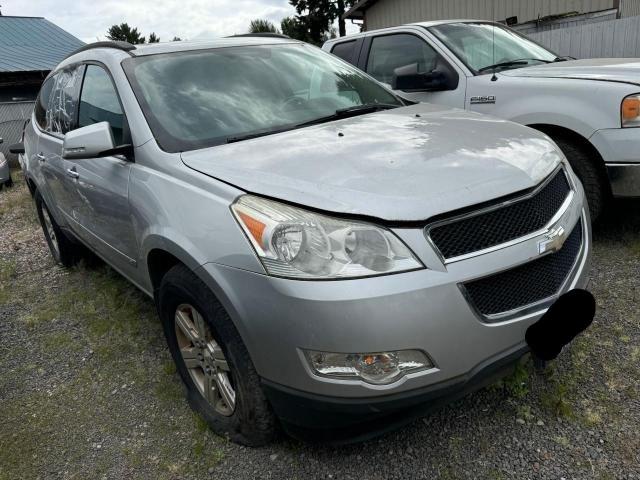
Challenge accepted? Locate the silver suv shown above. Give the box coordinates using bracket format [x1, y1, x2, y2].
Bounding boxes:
[15, 37, 590, 445]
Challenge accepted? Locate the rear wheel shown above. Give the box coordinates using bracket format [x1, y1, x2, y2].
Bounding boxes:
[5, 175, 13, 188]
[158, 264, 277, 446]
[35, 191, 79, 267]
[551, 136, 608, 221]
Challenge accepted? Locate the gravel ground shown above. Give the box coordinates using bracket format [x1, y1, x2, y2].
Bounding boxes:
[1, 172, 638, 480]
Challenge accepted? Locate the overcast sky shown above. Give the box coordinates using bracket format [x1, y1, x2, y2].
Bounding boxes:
[1, 0, 359, 43]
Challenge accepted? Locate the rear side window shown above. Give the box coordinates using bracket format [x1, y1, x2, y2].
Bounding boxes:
[45, 65, 84, 135]
[78, 65, 125, 145]
[331, 40, 357, 64]
[366, 34, 439, 85]
[34, 77, 55, 130]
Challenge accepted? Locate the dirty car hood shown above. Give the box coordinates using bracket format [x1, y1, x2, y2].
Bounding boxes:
[501, 58, 640, 84]
[181, 104, 561, 221]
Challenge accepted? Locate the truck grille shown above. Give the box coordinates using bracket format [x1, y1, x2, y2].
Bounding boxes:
[428, 169, 571, 260]
[462, 219, 583, 319]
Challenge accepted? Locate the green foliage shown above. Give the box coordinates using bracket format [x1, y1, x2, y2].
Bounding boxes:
[172, 36, 182, 41]
[148, 32, 160, 43]
[106, 23, 146, 44]
[248, 19, 279, 34]
[289, 0, 357, 44]
[280, 16, 310, 42]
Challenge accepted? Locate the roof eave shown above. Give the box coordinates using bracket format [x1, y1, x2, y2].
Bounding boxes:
[343, 0, 378, 20]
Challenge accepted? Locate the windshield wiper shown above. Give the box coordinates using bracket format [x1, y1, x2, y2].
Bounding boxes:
[296, 103, 400, 128]
[226, 104, 400, 144]
[478, 58, 552, 73]
[554, 56, 575, 62]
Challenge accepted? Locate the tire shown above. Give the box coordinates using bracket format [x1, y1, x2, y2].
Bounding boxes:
[158, 264, 277, 446]
[552, 136, 608, 221]
[35, 191, 79, 267]
[5, 176, 13, 188]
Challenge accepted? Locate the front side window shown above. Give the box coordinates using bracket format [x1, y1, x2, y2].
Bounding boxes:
[78, 65, 125, 145]
[366, 34, 440, 85]
[331, 40, 357, 64]
[122, 44, 402, 152]
[429, 22, 557, 74]
[44, 65, 84, 135]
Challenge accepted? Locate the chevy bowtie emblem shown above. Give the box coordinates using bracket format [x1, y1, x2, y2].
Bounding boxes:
[538, 226, 566, 255]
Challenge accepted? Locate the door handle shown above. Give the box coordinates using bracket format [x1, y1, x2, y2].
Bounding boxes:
[36, 153, 46, 162]
[66, 168, 79, 179]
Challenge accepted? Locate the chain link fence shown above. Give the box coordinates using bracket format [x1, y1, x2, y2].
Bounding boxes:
[0, 101, 34, 166]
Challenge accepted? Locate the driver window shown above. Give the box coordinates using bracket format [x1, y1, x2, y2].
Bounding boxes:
[366, 34, 439, 85]
[78, 65, 125, 145]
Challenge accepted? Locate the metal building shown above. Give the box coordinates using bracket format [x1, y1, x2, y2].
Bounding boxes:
[344, 0, 640, 31]
[0, 15, 83, 163]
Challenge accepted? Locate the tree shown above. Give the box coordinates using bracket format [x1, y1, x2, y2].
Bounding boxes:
[248, 19, 279, 34]
[148, 32, 160, 43]
[172, 36, 182, 41]
[288, 0, 356, 43]
[106, 23, 146, 44]
[280, 16, 309, 42]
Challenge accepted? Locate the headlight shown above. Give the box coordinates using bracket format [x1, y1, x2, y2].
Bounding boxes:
[231, 195, 423, 279]
[621, 94, 640, 127]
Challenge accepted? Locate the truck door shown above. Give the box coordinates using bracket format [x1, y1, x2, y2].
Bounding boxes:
[359, 32, 466, 108]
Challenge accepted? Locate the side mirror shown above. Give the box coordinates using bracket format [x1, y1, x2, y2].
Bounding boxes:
[62, 122, 118, 159]
[9, 143, 25, 154]
[392, 63, 455, 92]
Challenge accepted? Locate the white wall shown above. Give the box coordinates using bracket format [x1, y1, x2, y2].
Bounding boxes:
[528, 15, 640, 58]
[364, 0, 614, 30]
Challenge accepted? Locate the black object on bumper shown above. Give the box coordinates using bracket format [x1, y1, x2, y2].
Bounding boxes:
[526, 289, 595, 361]
[261, 346, 529, 444]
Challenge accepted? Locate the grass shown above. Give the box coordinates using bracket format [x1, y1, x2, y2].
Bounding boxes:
[0, 176, 225, 479]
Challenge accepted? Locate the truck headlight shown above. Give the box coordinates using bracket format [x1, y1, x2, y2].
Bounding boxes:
[231, 195, 423, 279]
[305, 349, 433, 385]
[621, 94, 640, 127]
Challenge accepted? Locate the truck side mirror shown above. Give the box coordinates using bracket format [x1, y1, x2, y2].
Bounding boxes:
[392, 63, 456, 93]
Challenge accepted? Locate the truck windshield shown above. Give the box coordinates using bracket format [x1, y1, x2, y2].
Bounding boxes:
[122, 43, 403, 152]
[429, 23, 557, 74]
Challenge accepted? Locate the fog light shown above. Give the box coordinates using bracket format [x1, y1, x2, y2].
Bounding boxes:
[304, 349, 432, 385]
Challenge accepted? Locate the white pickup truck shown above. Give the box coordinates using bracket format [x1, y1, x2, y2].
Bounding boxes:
[323, 20, 640, 220]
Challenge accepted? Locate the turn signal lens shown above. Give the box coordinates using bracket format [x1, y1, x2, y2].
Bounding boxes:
[304, 349, 433, 385]
[621, 95, 640, 127]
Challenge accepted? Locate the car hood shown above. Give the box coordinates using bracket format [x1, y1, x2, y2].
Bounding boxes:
[181, 103, 560, 221]
[500, 58, 640, 84]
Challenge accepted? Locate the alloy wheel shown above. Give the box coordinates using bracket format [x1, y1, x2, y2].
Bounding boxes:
[174, 304, 236, 416]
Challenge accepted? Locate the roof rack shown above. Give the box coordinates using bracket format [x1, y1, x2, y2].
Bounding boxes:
[63, 40, 136, 60]
[228, 33, 291, 39]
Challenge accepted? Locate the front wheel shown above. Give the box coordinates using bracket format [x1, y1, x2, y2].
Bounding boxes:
[158, 264, 277, 446]
[552, 136, 608, 221]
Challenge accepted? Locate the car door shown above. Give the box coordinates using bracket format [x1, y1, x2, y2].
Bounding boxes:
[360, 32, 466, 108]
[35, 66, 85, 221]
[64, 63, 138, 271]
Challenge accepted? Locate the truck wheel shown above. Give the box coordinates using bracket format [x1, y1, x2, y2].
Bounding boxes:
[158, 264, 277, 446]
[35, 191, 79, 267]
[552, 136, 607, 221]
[5, 175, 13, 188]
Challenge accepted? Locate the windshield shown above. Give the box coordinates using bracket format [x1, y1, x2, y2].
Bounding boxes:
[429, 23, 557, 74]
[122, 44, 403, 152]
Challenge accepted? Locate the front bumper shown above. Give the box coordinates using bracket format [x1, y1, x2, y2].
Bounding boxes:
[262, 345, 529, 442]
[590, 127, 640, 197]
